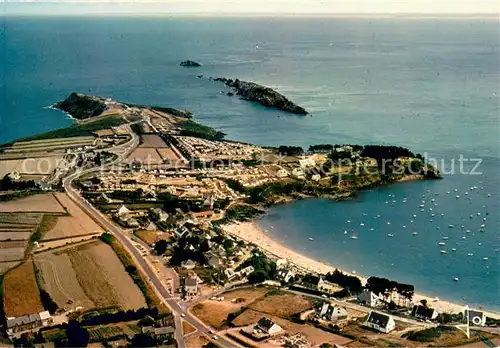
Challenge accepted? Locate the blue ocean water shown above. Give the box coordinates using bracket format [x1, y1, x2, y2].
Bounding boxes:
[1, 17, 498, 309]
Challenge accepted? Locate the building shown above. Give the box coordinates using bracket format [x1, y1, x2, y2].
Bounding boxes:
[311, 174, 321, 182]
[317, 277, 338, 294]
[153, 208, 169, 222]
[317, 303, 348, 322]
[299, 158, 316, 169]
[411, 305, 438, 321]
[184, 276, 199, 296]
[364, 311, 395, 333]
[142, 326, 175, 336]
[6, 311, 52, 337]
[254, 317, 283, 336]
[239, 265, 255, 277]
[292, 168, 305, 178]
[117, 205, 130, 216]
[276, 169, 289, 178]
[181, 259, 196, 270]
[204, 251, 223, 268]
[225, 268, 237, 280]
[357, 289, 380, 307]
[464, 308, 486, 326]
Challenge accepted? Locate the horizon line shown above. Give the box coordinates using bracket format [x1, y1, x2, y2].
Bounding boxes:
[2, 12, 499, 19]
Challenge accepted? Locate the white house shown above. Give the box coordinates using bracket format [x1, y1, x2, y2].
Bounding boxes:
[181, 259, 196, 270]
[317, 303, 348, 322]
[117, 205, 130, 216]
[311, 174, 321, 182]
[239, 265, 255, 277]
[299, 158, 316, 169]
[184, 276, 199, 296]
[365, 311, 395, 333]
[292, 168, 305, 178]
[357, 289, 380, 307]
[254, 317, 283, 336]
[277, 169, 289, 178]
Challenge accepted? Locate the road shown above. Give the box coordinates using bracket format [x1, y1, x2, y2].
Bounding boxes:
[61, 120, 240, 347]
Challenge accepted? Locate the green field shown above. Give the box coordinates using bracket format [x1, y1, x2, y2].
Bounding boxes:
[15, 116, 127, 142]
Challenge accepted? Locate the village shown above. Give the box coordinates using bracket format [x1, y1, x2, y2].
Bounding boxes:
[0, 94, 497, 347]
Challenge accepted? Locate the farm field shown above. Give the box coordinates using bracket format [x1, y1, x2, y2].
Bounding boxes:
[139, 134, 168, 148]
[247, 292, 312, 319]
[0, 261, 21, 275]
[41, 193, 103, 240]
[156, 147, 182, 164]
[0, 245, 26, 262]
[191, 287, 269, 329]
[2, 261, 44, 317]
[9, 136, 94, 148]
[0, 212, 44, 225]
[0, 231, 32, 240]
[0, 193, 65, 213]
[35, 240, 146, 312]
[0, 157, 63, 178]
[134, 230, 172, 245]
[125, 148, 163, 165]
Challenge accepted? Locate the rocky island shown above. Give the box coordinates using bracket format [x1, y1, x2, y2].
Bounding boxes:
[179, 60, 202, 67]
[215, 77, 308, 115]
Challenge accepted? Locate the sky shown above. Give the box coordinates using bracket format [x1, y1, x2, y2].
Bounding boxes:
[1, 0, 499, 15]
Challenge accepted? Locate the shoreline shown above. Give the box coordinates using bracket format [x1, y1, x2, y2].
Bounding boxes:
[222, 221, 500, 319]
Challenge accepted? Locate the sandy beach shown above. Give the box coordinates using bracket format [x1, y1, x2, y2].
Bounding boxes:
[223, 221, 500, 319]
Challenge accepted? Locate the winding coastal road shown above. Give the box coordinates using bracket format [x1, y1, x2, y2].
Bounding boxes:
[61, 118, 239, 347]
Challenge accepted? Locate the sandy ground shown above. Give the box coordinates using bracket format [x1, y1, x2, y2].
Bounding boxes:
[41, 193, 103, 240]
[223, 222, 500, 319]
[0, 193, 65, 213]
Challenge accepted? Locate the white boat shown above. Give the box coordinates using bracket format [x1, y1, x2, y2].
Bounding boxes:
[442, 236, 449, 240]
[387, 222, 391, 225]
[467, 253, 473, 256]
[452, 248, 457, 251]
[441, 250, 447, 254]
[308, 237, 314, 241]
[351, 235, 358, 240]
[360, 223, 365, 227]
[369, 228, 374, 231]
[448, 225, 454, 228]
[439, 242, 446, 246]
[387, 234, 394, 237]
[453, 277, 459, 282]
[483, 257, 488, 261]
[462, 236, 466, 240]
[412, 232, 418, 236]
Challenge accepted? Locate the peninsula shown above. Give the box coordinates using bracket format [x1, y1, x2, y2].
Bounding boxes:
[214, 77, 308, 115]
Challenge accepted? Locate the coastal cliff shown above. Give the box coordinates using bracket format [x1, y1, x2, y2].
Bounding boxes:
[54, 93, 107, 120]
[215, 78, 308, 115]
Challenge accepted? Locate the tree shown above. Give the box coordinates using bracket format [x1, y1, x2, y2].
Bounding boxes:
[248, 270, 268, 284]
[154, 239, 168, 255]
[65, 320, 89, 347]
[420, 299, 428, 307]
[129, 333, 157, 347]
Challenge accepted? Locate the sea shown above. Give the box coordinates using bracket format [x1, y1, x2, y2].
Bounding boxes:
[1, 16, 498, 311]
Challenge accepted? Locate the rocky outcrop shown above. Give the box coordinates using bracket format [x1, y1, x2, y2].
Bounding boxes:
[180, 60, 202, 67]
[215, 78, 308, 115]
[54, 93, 107, 120]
